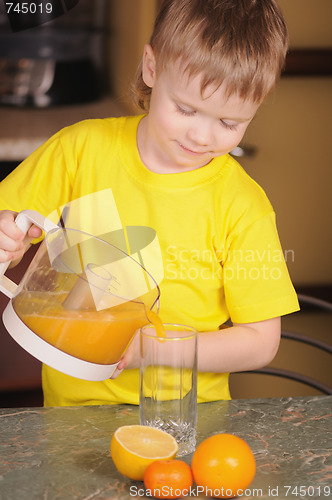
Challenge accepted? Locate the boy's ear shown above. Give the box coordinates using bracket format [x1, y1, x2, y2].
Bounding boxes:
[142, 44, 157, 88]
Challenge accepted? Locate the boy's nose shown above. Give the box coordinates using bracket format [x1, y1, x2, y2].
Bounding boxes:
[187, 123, 213, 147]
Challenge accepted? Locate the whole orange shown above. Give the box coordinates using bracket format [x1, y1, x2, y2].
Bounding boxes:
[144, 459, 193, 499]
[191, 433, 256, 498]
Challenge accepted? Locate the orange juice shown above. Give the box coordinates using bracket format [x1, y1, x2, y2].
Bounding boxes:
[14, 291, 165, 365]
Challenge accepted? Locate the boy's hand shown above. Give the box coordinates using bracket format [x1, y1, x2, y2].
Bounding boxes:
[0, 210, 43, 265]
[110, 328, 141, 379]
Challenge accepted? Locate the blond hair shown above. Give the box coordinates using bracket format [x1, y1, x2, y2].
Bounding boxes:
[132, 0, 288, 111]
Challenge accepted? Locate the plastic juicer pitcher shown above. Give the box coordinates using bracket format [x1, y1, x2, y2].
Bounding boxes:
[0, 210, 160, 381]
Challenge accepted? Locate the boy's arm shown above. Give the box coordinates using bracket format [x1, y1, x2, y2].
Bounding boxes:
[197, 317, 281, 373]
[112, 317, 281, 378]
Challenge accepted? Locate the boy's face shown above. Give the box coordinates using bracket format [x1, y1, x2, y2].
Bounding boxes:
[138, 45, 261, 174]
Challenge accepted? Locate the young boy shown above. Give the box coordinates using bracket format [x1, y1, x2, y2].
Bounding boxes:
[0, 0, 299, 406]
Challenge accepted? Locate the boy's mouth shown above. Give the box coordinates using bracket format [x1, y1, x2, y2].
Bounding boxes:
[178, 142, 207, 156]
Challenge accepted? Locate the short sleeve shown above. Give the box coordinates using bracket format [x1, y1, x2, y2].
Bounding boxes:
[0, 129, 73, 216]
[223, 211, 299, 323]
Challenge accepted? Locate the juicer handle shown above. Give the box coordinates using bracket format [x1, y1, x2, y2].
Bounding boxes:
[0, 210, 59, 298]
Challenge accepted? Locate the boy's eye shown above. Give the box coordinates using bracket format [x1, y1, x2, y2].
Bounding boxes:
[220, 120, 238, 131]
[176, 104, 195, 116]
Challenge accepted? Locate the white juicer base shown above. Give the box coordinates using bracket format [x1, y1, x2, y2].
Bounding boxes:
[2, 301, 118, 381]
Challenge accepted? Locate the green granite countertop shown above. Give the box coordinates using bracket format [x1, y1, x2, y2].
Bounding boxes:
[0, 396, 331, 499]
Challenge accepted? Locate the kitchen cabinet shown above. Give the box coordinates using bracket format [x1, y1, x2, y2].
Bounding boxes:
[107, 0, 158, 112]
[239, 78, 331, 286]
[278, 0, 331, 48]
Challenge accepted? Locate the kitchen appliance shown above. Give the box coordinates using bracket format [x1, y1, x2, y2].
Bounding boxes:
[0, 210, 160, 381]
[0, 0, 108, 106]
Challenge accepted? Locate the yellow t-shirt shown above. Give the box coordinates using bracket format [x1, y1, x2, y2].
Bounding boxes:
[0, 115, 299, 406]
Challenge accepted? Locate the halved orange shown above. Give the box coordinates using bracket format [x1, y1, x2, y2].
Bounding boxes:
[111, 425, 178, 481]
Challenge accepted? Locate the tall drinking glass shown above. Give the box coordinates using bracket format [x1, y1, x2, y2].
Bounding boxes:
[139, 323, 198, 456]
